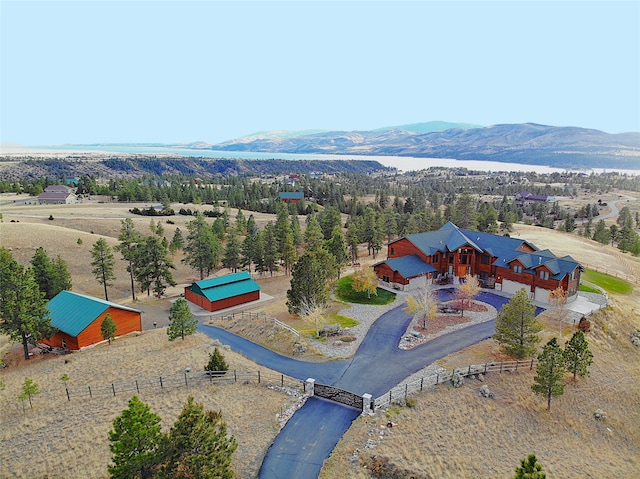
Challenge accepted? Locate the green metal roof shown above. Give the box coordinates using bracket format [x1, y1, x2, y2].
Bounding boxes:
[188, 272, 260, 302]
[46, 291, 141, 337]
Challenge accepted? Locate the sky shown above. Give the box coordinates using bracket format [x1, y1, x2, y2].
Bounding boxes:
[1, 1, 639, 145]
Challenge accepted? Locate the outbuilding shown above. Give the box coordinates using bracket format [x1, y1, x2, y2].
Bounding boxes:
[41, 291, 142, 350]
[184, 272, 261, 312]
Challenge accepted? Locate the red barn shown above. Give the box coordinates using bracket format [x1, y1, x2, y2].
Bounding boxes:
[42, 291, 142, 350]
[184, 272, 261, 312]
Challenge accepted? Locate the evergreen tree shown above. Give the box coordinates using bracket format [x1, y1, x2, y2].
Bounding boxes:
[91, 238, 116, 301]
[494, 288, 542, 358]
[18, 377, 40, 410]
[454, 193, 478, 230]
[290, 214, 303, 252]
[30, 247, 72, 299]
[136, 236, 176, 297]
[252, 230, 266, 274]
[205, 347, 229, 373]
[101, 313, 117, 344]
[325, 226, 348, 279]
[564, 330, 593, 381]
[116, 218, 141, 301]
[222, 232, 242, 273]
[108, 396, 163, 479]
[303, 215, 324, 252]
[592, 219, 610, 245]
[609, 224, 618, 246]
[318, 205, 342, 240]
[161, 396, 237, 479]
[183, 214, 220, 280]
[0, 248, 56, 360]
[240, 228, 256, 272]
[281, 230, 297, 275]
[274, 202, 292, 259]
[286, 250, 335, 314]
[167, 298, 197, 341]
[532, 337, 566, 411]
[346, 220, 361, 264]
[169, 227, 184, 254]
[262, 223, 279, 276]
[234, 208, 246, 235]
[513, 454, 546, 479]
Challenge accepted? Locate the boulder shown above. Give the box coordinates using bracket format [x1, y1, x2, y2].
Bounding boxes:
[479, 384, 494, 398]
[451, 372, 464, 388]
[594, 409, 606, 420]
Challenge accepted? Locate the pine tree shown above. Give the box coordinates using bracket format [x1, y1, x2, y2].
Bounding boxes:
[494, 288, 542, 358]
[161, 396, 237, 479]
[286, 250, 335, 314]
[108, 396, 163, 479]
[169, 227, 184, 254]
[263, 223, 279, 276]
[136, 236, 176, 297]
[325, 226, 348, 279]
[91, 238, 116, 301]
[303, 215, 324, 252]
[532, 337, 566, 411]
[18, 377, 40, 410]
[167, 298, 198, 341]
[0, 248, 56, 360]
[183, 213, 220, 280]
[30, 247, 72, 299]
[205, 347, 229, 374]
[513, 454, 546, 479]
[564, 331, 593, 381]
[222, 232, 242, 273]
[116, 218, 141, 301]
[101, 314, 117, 344]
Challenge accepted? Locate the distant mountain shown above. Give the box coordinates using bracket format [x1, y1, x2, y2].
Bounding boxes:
[208, 123, 640, 170]
[374, 121, 483, 133]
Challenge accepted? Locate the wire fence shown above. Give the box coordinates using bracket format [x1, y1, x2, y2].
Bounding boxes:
[60, 369, 304, 401]
[374, 359, 538, 410]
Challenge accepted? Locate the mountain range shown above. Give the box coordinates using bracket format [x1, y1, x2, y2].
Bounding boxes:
[186, 122, 640, 170]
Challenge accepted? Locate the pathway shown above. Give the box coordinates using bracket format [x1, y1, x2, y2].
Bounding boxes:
[199, 291, 516, 478]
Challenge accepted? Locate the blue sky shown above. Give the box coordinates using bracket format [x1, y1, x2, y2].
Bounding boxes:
[1, 1, 638, 145]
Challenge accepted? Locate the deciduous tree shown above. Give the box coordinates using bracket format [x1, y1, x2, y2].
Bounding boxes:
[456, 273, 480, 316]
[494, 288, 542, 358]
[564, 330, 593, 381]
[167, 298, 197, 341]
[351, 267, 379, 299]
[404, 283, 437, 329]
[91, 238, 116, 301]
[532, 337, 565, 411]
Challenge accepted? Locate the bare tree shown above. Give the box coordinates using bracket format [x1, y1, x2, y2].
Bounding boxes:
[299, 297, 329, 337]
[548, 286, 568, 339]
[456, 273, 480, 316]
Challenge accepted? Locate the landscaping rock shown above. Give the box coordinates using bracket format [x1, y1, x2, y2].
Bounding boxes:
[451, 372, 464, 388]
[476, 373, 485, 382]
[332, 340, 343, 347]
[293, 343, 306, 355]
[630, 331, 640, 347]
[479, 384, 494, 398]
[594, 409, 607, 420]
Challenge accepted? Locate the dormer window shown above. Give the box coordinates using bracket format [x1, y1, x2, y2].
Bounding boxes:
[513, 265, 522, 273]
[539, 270, 549, 280]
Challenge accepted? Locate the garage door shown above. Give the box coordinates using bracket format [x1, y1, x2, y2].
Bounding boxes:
[502, 279, 530, 296]
[534, 287, 550, 304]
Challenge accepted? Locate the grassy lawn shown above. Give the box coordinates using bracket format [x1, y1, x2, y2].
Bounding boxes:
[335, 275, 396, 305]
[581, 269, 633, 295]
[579, 283, 602, 294]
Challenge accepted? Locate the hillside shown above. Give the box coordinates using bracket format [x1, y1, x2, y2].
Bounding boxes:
[210, 123, 640, 170]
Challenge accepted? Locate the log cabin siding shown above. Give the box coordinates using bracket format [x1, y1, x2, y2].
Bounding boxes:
[185, 289, 260, 312]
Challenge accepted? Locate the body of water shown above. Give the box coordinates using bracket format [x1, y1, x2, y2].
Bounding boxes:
[9, 144, 640, 175]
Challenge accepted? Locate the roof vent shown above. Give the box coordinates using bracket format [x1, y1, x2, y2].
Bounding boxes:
[477, 237, 480, 241]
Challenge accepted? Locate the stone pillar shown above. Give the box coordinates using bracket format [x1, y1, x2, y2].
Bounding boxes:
[362, 393, 373, 415]
[305, 378, 315, 396]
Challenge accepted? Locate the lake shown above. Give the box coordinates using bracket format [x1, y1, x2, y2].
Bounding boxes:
[9, 144, 640, 175]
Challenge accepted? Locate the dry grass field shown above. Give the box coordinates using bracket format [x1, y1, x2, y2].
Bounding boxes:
[0, 330, 302, 479]
[1, 191, 640, 478]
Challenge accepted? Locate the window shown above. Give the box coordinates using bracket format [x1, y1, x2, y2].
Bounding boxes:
[433, 254, 439, 263]
[513, 265, 522, 273]
[382, 275, 390, 283]
[449, 254, 454, 263]
[390, 247, 395, 256]
[481, 255, 491, 265]
[570, 270, 576, 280]
[539, 270, 549, 280]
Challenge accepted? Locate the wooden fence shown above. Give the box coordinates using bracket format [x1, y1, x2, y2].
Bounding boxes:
[212, 310, 300, 339]
[62, 369, 304, 401]
[374, 359, 538, 410]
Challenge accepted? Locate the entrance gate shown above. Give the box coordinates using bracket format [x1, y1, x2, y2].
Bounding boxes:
[314, 383, 364, 410]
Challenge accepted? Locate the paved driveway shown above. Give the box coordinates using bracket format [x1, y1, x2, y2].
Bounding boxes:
[199, 291, 526, 479]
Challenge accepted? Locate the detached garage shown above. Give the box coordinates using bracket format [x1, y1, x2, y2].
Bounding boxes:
[184, 272, 261, 312]
[42, 291, 142, 350]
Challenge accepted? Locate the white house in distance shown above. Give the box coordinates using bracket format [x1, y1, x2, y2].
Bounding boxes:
[38, 185, 78, 205]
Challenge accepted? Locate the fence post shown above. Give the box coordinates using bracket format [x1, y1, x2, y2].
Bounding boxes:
[159, 376, 163, 389]
[234, 370, 237, 382]
[389, 390, 392, 404]
[184, 371, 189, 388]
[420, 378, 423, 391]
[258, 370, 261, 383]
[136, 380, 139, 393]
[405, 384, 408, 398]
[66, 387, 70, 401]
[112, 383, 116, 396]
[530, 359, 534, 370]
[515, 361, 519, 371]
[436, 373, 439, 384]
[281, 374, 284, 387]
[88, 386, 92, 398]
[468, 365, 471, 376]
[484, 363, 488, 374]
[500, 362, 503, 373]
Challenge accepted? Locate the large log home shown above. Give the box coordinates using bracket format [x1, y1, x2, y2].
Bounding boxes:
[373, 222, 583, 304]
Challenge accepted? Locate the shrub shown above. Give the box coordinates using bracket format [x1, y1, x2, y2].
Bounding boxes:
[48, 214, 54, 221]
[205, 347, 229, 374]
[77, 238, 83, 245]
[577, 317, 591, 333]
